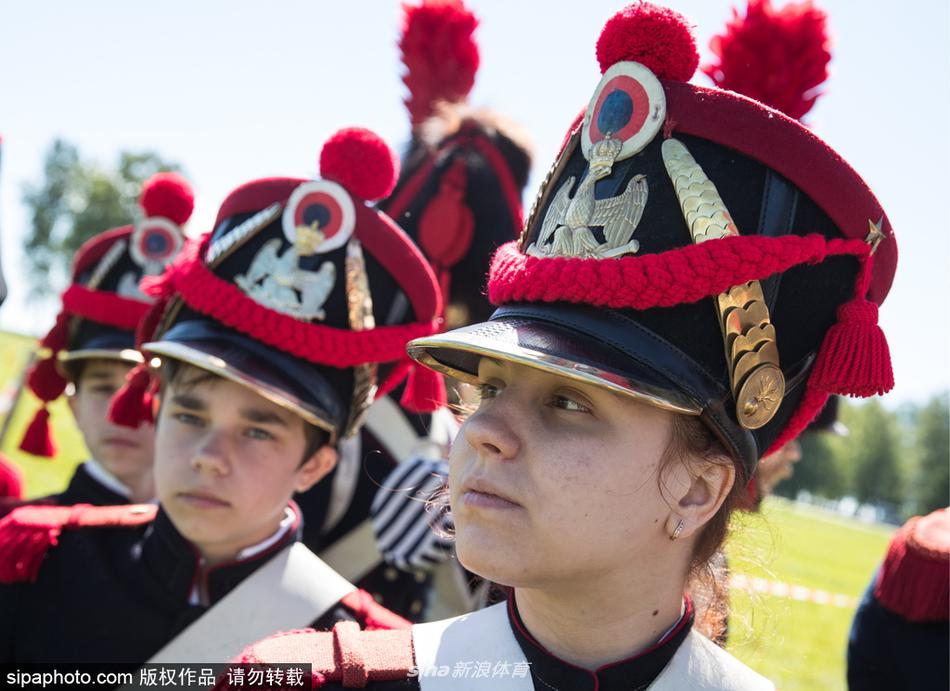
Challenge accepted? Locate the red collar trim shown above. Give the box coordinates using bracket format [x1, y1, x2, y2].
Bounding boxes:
[506, 591, 693, 676]
[189, 501, 303, 603]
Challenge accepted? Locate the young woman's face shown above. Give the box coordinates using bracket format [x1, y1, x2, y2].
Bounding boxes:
[449, 358, 677, 589]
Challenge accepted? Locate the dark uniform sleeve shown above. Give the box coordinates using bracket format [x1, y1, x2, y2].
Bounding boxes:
[0, 582, 22, 662]
[847, 577, 895, 690]
[848, 572, 950, 691]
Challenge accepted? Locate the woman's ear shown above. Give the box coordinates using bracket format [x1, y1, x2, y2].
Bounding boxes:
[666, 457, 735, 541]
[294, 445, 338, 493]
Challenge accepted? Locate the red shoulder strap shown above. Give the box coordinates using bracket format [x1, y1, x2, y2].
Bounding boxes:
[236, 622, 414, 688]
[341, 589, 412, 631]
[0, 496, 55, 520]
[0, 503, 157, 583]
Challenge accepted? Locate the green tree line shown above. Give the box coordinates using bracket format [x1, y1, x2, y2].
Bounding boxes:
[776, 393, 950, 520]
[22, 139, 182, 297]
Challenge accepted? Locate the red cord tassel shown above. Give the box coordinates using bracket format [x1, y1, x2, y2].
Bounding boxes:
[107, 364, 153, 428]
[400, 362, 447, 413]
[808, 297, 894, 398]
[25, 356, 68, 404]
[418, 158, 475, 272]
[38, 311, 70, 352]
[18, 407, 56, 458]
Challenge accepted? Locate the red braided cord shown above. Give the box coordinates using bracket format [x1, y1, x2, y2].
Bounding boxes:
[156, 238, 439, 368]
[488, 234, 871, 309]
[852, 246, 875, 299]
[376, 358, 413, 399]
[489, 236, 886, 458]
[384, 155, 439, 219]
[60, 285, 151, 331]
[765, 384, 828, 455]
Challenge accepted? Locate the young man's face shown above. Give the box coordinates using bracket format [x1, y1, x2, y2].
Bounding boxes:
[153, 364, 335, 563]
[68, 359, 155, 491]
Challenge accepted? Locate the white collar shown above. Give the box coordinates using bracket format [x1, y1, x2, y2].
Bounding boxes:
[656, 598, 689, 644]
[236, 506, 297, 560]
[188, 506, 298, 605]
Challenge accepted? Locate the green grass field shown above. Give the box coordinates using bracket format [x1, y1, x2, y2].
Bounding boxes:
[0, 330, 896, 688]
[727, 499, 894, 691]
[0, 330, 87, 497]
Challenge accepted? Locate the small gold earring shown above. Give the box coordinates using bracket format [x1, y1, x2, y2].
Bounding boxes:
[669, 518, 685, 541]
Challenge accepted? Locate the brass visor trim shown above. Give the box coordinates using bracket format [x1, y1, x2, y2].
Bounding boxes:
[408, 332, 702, 416]
[143, 340, 338, 442]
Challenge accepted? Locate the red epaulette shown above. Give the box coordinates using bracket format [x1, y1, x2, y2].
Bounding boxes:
[0, 496, 55, 520]
[235, 622, 414, 689]
[874, 508, 950, 622]
[340, 589, 412, 631]
[0, 503, 157, 584]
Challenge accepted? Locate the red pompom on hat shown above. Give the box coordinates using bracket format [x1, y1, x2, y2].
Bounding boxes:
[400, 0, 480, 127]
[319, 128, 400, 202]
[596, 2, 699, 81]
[703, 0, 831, 121]
[139, 172, 195, 225]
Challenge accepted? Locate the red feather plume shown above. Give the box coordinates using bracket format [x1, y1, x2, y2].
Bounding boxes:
[400, 0, 480, 128]
[703, 0, 831, 121]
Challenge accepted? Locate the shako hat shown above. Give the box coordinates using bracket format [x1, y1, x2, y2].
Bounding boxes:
[20, 173, 193, 457]
[408, 2, 897, 475]
[110, 129, 444, 444]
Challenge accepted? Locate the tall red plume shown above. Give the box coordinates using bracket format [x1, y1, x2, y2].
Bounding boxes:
[703, 0, 831, 121]
[400, 0, 480, 127]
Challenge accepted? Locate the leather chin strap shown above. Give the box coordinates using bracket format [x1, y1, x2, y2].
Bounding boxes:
[757, 170, 800, 310]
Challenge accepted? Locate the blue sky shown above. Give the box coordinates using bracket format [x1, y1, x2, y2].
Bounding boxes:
[1, 0, 947, 404]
